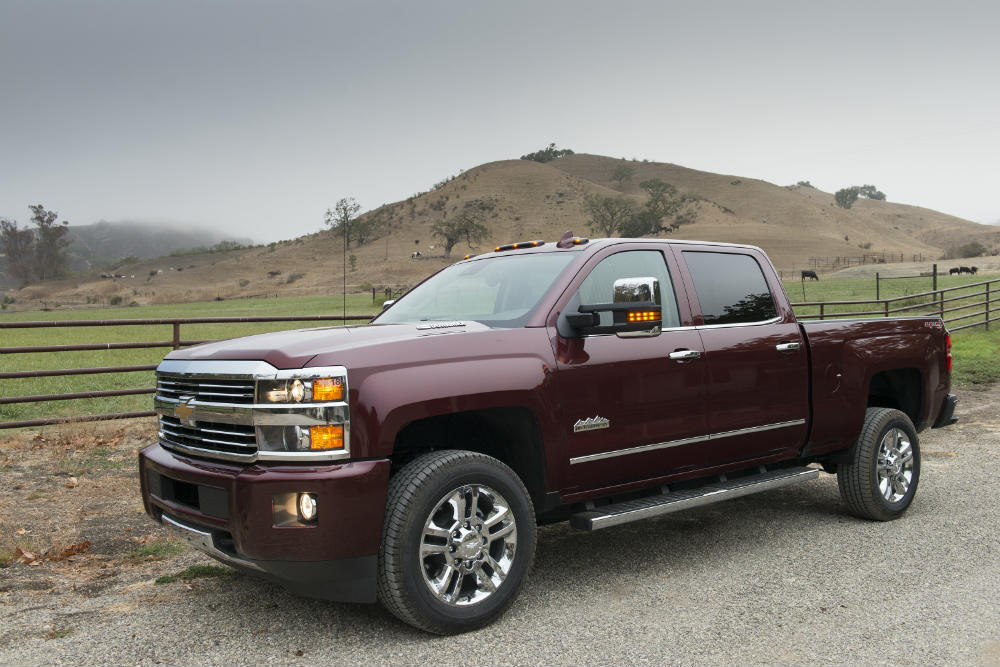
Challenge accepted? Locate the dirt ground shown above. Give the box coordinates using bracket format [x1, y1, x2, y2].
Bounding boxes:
[1, 387, 998, 665]
[0, 419, 186, 612]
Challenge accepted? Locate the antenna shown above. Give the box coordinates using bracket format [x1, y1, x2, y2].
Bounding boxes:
[343, 227, 347, 320]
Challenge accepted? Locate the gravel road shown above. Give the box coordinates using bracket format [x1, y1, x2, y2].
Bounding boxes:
[2, 387, 998, 666]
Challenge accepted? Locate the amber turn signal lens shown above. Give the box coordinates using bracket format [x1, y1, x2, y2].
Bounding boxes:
[627, 311, 658, 323]
[312, 377, 344, 401]
[310, 425, 344, 450]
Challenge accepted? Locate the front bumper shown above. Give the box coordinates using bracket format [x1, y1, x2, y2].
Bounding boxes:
[139, 443, 390, 603]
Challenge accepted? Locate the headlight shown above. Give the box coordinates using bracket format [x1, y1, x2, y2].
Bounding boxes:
[253, 367, 350, 461]
[258, 376, 345, 403]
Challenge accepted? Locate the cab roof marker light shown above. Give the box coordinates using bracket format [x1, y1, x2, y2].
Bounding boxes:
[494, 240, 546, 252]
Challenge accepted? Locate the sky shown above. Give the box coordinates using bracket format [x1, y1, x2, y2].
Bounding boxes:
[1, 0, 998, 243]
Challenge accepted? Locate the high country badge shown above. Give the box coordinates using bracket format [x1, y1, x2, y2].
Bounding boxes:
[573, 416, 610, 433]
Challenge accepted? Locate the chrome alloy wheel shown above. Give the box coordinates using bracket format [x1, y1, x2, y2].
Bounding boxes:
[876, 427, 914, 503]
[419, 484, 517, 606]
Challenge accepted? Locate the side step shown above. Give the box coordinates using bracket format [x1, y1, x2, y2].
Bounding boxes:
[569, 466, 819, 531]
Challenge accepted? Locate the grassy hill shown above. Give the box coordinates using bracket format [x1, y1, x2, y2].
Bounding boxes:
[4, 154, 998, 310]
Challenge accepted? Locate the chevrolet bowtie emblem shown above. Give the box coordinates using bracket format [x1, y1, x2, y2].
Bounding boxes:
[174, 399, 195, 422]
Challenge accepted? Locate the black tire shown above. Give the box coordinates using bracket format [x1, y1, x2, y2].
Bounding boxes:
[837, 407, 920, 521]
[376, 450, 536, 634]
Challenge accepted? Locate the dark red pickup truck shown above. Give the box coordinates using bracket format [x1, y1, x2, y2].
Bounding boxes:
[139, 235, 957, 634]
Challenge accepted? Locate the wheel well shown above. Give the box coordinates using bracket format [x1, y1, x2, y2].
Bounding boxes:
[868, 368, 921, 426]
[391, 407, 547, 505]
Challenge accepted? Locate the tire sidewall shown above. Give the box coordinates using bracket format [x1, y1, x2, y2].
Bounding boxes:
[392, 457, 535, 632]
[868, 413, 921, 517]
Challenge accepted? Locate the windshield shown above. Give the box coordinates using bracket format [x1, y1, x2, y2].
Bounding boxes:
[374, 252, 577, 327]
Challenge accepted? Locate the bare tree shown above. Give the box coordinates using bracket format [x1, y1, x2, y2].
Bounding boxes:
[432, 212, 488, 257]
[28, 205, 70, 281]
[324, 197, 362, 248]
[610, 165, 635, 190]
[583, 194, 634, 237]
[0, 217, 36, 285]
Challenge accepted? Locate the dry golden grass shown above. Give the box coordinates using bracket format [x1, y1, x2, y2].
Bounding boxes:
[5, 154, 998, 311]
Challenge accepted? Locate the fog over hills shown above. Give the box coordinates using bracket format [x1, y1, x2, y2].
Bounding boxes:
[66, 220, 254, 268]
[0, 219, 252, 290]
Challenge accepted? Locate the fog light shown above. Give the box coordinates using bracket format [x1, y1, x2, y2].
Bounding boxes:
[310, 425, 344, 450]
[298, 492, 318, 522]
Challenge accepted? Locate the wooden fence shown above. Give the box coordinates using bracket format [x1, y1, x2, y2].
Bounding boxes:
[791, 276, 1000, 331]
[0, 314, 373, 429]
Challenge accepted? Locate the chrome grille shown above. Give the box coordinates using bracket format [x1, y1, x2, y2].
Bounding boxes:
[159, 415, 258, 459]
[156, 374, 256, 404]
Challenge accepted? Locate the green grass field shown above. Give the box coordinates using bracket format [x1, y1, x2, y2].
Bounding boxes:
[0, 294, 379, 425]
[2, 279, 998, 427]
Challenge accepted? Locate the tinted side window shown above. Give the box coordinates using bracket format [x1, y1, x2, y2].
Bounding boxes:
[577, 250, 681, 328]
[682, 251, 777, 325]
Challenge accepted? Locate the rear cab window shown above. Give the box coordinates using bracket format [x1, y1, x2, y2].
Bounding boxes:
[681, 251, 777, 325]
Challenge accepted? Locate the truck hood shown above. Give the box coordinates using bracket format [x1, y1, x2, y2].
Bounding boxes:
[163, 322, 493, 369]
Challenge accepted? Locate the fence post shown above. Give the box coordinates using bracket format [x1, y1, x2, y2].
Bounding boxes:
[884, 300, 889, 318]
[172, 323, 181, 350]
[987, 282, 991, 331]
[820, 303, 825, 320]
[876, 272, 880, 301]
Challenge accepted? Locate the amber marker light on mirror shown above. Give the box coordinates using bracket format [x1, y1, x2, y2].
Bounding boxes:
[627, 311, 659, 323]
[312, 377, 344, 401]
[310, 425, 344, 450]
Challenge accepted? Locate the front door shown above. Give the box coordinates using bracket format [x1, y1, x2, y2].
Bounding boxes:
[550, 246, 708, 491]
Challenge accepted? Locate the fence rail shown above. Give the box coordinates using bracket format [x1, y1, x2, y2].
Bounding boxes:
[791, 276, 999, 332]
[0, 314, 374, 429]
[4, 278, 999, 430]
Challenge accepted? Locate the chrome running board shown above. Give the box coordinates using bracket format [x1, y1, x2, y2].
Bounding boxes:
[569, 466, 819, 531]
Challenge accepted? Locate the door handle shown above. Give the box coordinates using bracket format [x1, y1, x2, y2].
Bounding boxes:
[776, 342, 801, 353]
[668, 350, 701, 361]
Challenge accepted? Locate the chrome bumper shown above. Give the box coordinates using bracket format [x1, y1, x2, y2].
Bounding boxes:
[161, 512, 264, 572]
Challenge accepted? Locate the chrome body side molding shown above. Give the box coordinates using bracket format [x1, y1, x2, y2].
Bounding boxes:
[569, 419, 806, 465]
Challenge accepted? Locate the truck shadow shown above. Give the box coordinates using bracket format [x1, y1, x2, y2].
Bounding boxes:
[220, 477, 853, 639]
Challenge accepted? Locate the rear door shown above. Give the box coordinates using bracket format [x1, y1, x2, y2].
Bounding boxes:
[672, 246, 809, 466]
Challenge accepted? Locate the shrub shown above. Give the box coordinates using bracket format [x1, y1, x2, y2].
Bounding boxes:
[520, 143, 574, 163]
[109, 295, 123, 305]
[835, 187, 860, 209]
[944, 241, 987, 259]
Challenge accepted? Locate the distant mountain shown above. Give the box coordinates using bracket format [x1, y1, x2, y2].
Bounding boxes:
[65, 220, 254, 270]
[0, 220, 253, 288]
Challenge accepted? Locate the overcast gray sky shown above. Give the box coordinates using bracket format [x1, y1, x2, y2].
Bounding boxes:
[1, 0, 997, 243]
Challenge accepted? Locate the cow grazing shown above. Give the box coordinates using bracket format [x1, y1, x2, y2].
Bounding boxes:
[960, 266, 972, 275]
[949, 267, 961, 276]
[801, 270, 819, 280]
[411, 251, 422, 259]
[971, 266, 978, 275]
